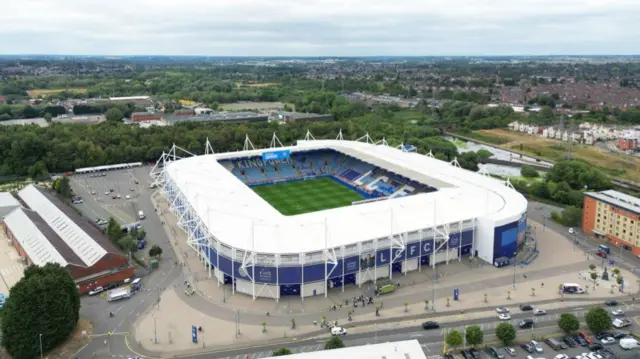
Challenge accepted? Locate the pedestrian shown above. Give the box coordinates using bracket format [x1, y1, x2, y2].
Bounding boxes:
[523, 274, 527, 279]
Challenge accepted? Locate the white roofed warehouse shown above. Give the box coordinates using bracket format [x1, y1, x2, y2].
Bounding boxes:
[151, 134, 528, 300]
[2, 185, 134, 294]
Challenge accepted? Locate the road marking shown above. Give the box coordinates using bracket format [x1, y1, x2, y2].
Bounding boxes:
[423, 344, 431, 352]
[113, 304, 125, 314]
[410, 333, 424, 338]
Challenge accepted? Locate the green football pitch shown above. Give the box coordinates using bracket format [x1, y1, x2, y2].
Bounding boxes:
[251, 177, 365, 216]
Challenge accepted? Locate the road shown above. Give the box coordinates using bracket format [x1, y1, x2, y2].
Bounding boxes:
[188, 302, 640, 359]
[70, 166, 184, 358]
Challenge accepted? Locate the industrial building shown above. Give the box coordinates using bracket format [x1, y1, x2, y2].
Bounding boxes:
[583, 190, 640, 256]
[2, 185, 134, 294]
[271, 111, 335, 123]
[275, 340, 426, 359]
[163, 112, 268, 125]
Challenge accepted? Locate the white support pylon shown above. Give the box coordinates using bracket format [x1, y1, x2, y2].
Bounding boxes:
[355, 133, 374, 144]
[478, 165, 491, 177]
[375, 137, 389, 146]
[336, 129, 344, 141]
[243, 134, 256, 151]
[426, 150, 435, 158]
[205, 137, 215, 155]
[304, 130, 316, 141]
[269, 132, 284, 148]
[450, 157, 461, 168]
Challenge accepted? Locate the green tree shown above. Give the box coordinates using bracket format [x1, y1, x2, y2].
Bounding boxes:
[325, 336, 346, 350]
[149, 244, 163, 258]
[105, 107, 124, 122]
[585, 307, 612, 333]
[476, 149, 493, 161]
[495, 323, 517, 346]
[106, 217, 123, 242]
[118, 235, 137, 252]
[465, 325, 484, 346]
[54, 176, 72, 198]
[44, 112, 53, 123]
[558, 313, 580, 334]
[520, 165, 539, 178]
[272, 348, 293, 356]
[1, 263, 81, 359]
[445, 329, 463, 348]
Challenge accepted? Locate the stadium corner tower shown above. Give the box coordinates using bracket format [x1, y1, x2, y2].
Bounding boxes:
[153, 138, 528, 300]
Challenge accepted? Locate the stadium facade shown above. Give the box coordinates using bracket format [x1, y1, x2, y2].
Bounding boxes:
[151, 133, 528, 300]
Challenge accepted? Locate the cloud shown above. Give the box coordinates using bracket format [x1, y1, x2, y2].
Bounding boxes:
[0, 0, 638, 55]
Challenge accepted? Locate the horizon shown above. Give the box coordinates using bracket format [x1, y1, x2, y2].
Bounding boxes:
[1, 0, 639, 56]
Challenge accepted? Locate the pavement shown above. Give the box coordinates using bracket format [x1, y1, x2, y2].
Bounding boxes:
[64, 185, 640, 359]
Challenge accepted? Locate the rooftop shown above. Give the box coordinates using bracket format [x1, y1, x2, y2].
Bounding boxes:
[164, 112, 268, 123]
[586, 190, 640, 214]
[166, 140, 527, 254]
[0, 192, 21, 209]
[277, 340, 425, 359]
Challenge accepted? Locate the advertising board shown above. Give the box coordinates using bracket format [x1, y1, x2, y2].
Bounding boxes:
[262, 150, 291, 162]
[278, 267, 302, 284]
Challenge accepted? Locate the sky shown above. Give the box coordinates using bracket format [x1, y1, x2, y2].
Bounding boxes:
[1, 0, 639, 56]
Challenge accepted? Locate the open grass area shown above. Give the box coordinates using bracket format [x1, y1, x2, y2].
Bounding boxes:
[221, 101, 294, 111]
[252, 177, 364, 216]
[27, 88, 88, 96]
[470, 129, 640, 183]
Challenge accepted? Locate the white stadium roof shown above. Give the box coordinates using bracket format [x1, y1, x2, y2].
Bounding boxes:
[165, 140, 527, 254]
[18, 185, 107, 267]
[280, 340, 426, 359]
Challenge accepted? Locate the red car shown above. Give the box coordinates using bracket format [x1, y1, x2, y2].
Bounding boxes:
[597, 251, 607, 258]
[579, 331, 593, 343]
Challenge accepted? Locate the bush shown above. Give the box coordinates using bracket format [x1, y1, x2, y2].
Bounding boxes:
[272, 347, 293, 356]
[446, 329, 463, 348]
[325, 336, 345, 350]
[520, 165, 539, 178]
[465, 325, 484, 346]
[495, 323, 517, 346]
[1, 264, 81, 359]
[558, 313, 580, 334]
[585, 307, 612, 333]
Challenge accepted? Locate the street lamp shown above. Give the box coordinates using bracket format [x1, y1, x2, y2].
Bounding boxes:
[39, 333, 43, 359]
[512, 251, 517, 289]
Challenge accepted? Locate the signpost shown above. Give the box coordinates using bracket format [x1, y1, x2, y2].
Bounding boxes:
[453, 288, 459, 301]
[192, 325, 198, 344]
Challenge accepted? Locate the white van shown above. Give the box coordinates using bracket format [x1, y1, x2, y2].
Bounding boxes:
[138, 210, 145, 220]
[620, 338, 639, 350]
[331, 327, 347, 336]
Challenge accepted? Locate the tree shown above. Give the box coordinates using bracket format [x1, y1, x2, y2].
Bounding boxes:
[585, 307, 612, 333]
[561, 206, 583, 227]
[325, 336, 345, 350]
[149, 245, 163, 258]
[54, 176, 72, 198]
[272, 348, 293, 356]
[118, 235, 137, 252]
[520, 165, 539, 178]
[105, 107, 124, 122]
[495, 323, 517, 346]
[106, 217, 123, 242]
[476, 149, 493, 161]
[445, 329, 463, 348]
[1, 263, 81, 359]
[558, 313, 580, 334]
[44, 112, 53, 123]
[465, 325, 484, 346]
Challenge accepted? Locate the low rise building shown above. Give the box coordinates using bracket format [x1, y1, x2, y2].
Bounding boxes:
[163, 112, 268, 125]
[270, 111, 335, 123]
[131, 112, 162, 122]
[583, 190, 640, 256]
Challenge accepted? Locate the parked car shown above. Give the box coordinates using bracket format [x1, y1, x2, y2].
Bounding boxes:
[422, 321, 439, 330]
[468, 348, 481, 359]
[520, 343, 535, 353]
[613, 332, 628, 340]
[573, 335, 588, 346]
[554, 354, 569, 359]
[589, 343, 604, 351]
[530, 341, 543, 353]
[613, 318, 632, 328]
[569, 228, 575, 234]
[461, 350, 473, 359]
[504, 347, 517, 357]
[580, 332, 594, 343]
[487, 347, 505, 359]
[520, 304, 534, 311]
[88, 286, 104, 296]
[562, 336, 576, 347]
[596, 333, 613, 340]
[601, 337, 615, 345]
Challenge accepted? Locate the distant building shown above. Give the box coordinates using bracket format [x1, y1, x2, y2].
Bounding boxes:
[0, 118, 49, 127]
[271, 111, 334, 123]
[583, 190, 640, 256]
[0, 96, 7, 104]
[108, 96, 153, 106]
[131, 112, 162, 122]
[172, 109, 195, 117]
[163, 112, 268, 125]
[194, 107, 215, 115]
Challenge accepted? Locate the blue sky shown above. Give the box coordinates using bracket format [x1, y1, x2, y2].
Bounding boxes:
[0, 0, 638, 56]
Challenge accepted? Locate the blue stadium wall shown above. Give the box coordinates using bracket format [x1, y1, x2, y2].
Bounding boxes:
[198, 230, 473, 290]
[492, 213, 527, 260]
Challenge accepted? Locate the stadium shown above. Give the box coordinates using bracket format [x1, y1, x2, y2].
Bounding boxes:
[151, 133, 528, 300]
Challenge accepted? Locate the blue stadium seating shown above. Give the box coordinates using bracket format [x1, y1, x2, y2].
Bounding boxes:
[220, 150, 437, 197]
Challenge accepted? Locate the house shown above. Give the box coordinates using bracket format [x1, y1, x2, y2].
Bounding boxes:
[583, 132, 595, 145]
[0, 96, 7, 104]
[509, 121, 520, 131]
[555, 129, 564, 140]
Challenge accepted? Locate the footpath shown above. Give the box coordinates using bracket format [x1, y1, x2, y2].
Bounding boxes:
[127, 194, 640, 357]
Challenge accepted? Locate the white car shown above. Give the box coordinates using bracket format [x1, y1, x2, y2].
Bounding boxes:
[498, 313, 511, 320]
[533, 308, 546, 315]
[331, 327, 347, 336]
[601, 337, 616, 345]
[104, 191, 109, 195]
[88, 286, 104, 296]
[91, 190, 96, 195]
[612, 309, 624, 316]
[569, 228, 575, 234]
[555, 354, 569, 359]
[496, 307, 509, 313]
[116, 194, 121, 199]
[125, 195, 131, 199]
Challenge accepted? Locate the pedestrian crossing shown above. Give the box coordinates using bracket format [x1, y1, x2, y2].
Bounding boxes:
[0, 263, 24, 277]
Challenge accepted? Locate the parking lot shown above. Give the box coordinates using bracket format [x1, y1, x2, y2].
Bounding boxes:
[70, 166, 152, 225]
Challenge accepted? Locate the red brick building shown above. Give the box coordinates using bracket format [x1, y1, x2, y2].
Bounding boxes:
[618, 137, 638, 151]
[3, 185, 134, 294]
[130, 112, 162, 122]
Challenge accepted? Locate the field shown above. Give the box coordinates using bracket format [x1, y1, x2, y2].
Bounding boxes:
[221, 101, 294, 111]
[27, 88, 88, 96]
[252, 177, 364, 216]
[463, 129, 640, 182]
